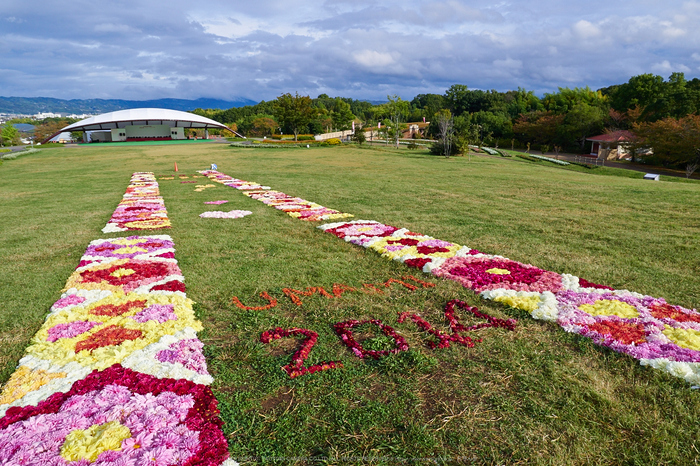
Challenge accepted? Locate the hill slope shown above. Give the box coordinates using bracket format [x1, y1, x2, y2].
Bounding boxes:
[0, 96, 257, 114]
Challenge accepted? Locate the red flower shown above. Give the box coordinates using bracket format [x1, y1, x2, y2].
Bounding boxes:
[650, 303, 700, 324]
[415, 245, 450, 255]
[260, 327, 341, 378]
[0, 365, 230, 465]
[586, 320, 646, 345]
[387, 238, 420, 247]
[75, 325, 144, 353]
[578, 278, 614, 290]
[404, 258, 432, 269]
[90, 299, 147, 316]
[333, 319, 409, 359]
[150, 280, 186, 293]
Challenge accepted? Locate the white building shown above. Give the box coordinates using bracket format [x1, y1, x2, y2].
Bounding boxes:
[34, 112, 62, 119]
[46, 108, 241, 143]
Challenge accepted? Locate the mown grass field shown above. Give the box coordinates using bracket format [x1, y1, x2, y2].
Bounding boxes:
[1, 143, 699, 465]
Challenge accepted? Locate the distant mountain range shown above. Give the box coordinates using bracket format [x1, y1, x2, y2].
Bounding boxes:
[0, 96, 257, 115]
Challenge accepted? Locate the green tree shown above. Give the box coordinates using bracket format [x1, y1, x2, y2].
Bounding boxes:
[273, 93, 319, 141]
[472, 110, 513, 140]
[33, 119, 77, 144]
[2, 124, 21, 146]
[444, 84, 470, 116]
[542, 87, 608, 114]
[557, 102, 607, 150]
[503, 88, 543, 118]
[433, 109, 454, 158]
[385, 95, 410, 148]
[352, 125, 366, 145]
[411, 93, 446, 121]
[513, 111, 565, 147]
[249, 117, 278, 137]
[330, 98, 355, 131]
[607, 74, 668, 121]
[372, 95, 410, 148]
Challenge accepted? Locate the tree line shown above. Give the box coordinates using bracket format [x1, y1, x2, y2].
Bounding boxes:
[193, 72, 700, 170]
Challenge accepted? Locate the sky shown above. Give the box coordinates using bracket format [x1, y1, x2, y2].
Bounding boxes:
[2, 1, 700, 103]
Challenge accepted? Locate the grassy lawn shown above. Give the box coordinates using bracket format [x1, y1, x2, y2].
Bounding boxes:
[1, 143, 699, 465]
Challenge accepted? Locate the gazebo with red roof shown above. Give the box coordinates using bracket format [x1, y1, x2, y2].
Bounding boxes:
[586, 130, 636, 160]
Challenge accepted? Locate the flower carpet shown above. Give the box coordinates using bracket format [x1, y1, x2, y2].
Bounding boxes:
[244, 190, 353, 222]
[197, 169, 353, 222]
[198, 170, 270, 191]
[199, 210, 252, 219]
[0, 234, 236, 465]
[102, 172, 171, 233]
[318, 220, 700, 386]
[1, 171, 236, 465]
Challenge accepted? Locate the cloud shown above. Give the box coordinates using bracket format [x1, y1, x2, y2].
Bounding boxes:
[572, 20, 601, 39]
[353, 50, 396, 68]
[652, 60, 691, 74]
[94, 23, 136, 33]
[0, 0, 699, 102]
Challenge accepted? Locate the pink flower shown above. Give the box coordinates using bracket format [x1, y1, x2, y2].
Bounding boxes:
[46, 320, 102, 342]
[52, 294, 86, 309]
[130, 304, 178, 323]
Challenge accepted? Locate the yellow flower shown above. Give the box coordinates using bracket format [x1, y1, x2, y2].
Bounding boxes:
[60, 421, 131, 462]
[494, 294, 541, 312]
[123, 219, 171, 229]
[111, 238, 149, 246]
[663, 326, 700, 351]
[578, 299, 639, 318]
[368, 237, 461, 260]
[26, 292, 201, 370]
[486, 268, 511, 275]
[0, 365, 66, 405]
[112, 246, 149, 255]
[110, 268, 136, 278]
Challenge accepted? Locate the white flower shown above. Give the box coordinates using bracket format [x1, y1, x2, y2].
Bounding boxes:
[424, 257, 446, 273]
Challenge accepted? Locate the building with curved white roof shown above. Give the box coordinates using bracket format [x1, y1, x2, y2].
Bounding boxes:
[46, 108, 241, 143]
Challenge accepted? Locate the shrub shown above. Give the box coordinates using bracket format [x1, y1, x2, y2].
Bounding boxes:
[407, 142, 419, 150]
[429, 141, 460, 156]
[325, 138, 341, 145]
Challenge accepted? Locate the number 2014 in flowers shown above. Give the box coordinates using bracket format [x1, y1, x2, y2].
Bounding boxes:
[260, 299, 517, 378]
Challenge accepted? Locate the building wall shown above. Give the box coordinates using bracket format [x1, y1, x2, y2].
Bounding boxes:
[111, 128, 126, 142]
[90, 131, 112, 142]
[170, 127, 185, 140]
[125, 125, 171, 138]
[314, 130, 354, 141]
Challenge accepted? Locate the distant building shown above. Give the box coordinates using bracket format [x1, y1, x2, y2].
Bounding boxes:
[45, 108, 241, 143]
[586, 130, 635, 161]
[402, 122, 430, 139]
[34, 112, 62, 119]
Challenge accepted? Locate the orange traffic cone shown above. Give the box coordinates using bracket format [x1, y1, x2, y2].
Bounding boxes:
[174, 162, 178, 172]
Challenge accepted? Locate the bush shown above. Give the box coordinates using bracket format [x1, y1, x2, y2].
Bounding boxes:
[429, 141, 460, 156]
[270, 134, 314, 141]
[353, 131, 366, 145]
[406, 142, 419, 150]
[325, 138, 341, 145]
